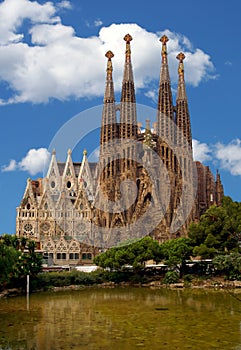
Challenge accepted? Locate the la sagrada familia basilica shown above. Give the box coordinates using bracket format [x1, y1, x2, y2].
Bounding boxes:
[16, 34, 224, 265]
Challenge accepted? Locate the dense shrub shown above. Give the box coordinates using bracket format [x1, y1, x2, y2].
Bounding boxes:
[30, 269, 111, 290]
[213, 253, 241, 280]
[163, 271, 179, 284]
[30, 268, 151, 291]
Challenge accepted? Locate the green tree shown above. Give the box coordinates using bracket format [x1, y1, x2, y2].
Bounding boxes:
[213, 253, 241, 280]
[160, 237, 192, 277]
[192, 244, 216, 259]
[0, 234, 42, 289]
[0, 241, 19, 286]
[188, 197, 241, 258]
[94, 236, 162, 271]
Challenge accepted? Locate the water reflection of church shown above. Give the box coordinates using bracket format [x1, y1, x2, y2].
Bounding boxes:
[16, 34, 223, 266]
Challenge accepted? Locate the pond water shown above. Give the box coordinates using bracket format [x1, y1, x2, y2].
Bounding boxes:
[1, 287, 241, 349]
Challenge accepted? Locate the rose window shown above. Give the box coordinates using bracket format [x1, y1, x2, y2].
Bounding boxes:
[24, 223, 33, 232]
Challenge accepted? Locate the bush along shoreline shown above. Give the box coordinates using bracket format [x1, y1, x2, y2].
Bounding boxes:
[2, 269, 241, 298]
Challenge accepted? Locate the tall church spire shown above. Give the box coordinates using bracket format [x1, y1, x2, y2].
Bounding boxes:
[100, 51, 117, 155]
[119, 34, 137, 139]
[156, 35, 174, 143]
[175, 52, 192, 148]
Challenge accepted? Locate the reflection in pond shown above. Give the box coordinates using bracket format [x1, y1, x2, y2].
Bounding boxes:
[1, 288, 241, 349]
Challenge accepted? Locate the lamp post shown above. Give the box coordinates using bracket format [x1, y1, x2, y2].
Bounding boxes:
[26, 274, 30, 311]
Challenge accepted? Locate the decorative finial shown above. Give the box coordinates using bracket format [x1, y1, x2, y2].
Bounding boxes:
[176, 52, 185, 63]
[105, 50, 114, 75]
[124, 34, 132, 60]
[83, 149, 87, 156]
[68, 149, 72, 155]
[52, 149, 56, 155]
[160, 35, 169, 45]
[105, 50, 114, 60]
[124, 33, 133, 43]
[160, 35, 169, 62]
[176, 52, 185, 76]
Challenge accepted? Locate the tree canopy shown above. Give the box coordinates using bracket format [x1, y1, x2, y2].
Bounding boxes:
[213, 252, 241, 280]
[94, 236, 162, 271]
[0, 234, 42, 289]
[160, 237, 192, 276]
[188, 196, 241, 258]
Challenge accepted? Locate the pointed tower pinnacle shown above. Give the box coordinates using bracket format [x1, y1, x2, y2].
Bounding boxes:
[120, 34, 137, 139]
[100, 50, 117, 155]
[104, 50, 115, 103]
[156, 35, 174, 144]
[99, 50, 118, 188]
[160, 35, 168, 66]
[175, 52, 192, 148]
[123, 33, 133, 71]
[176, 52, 187, 101]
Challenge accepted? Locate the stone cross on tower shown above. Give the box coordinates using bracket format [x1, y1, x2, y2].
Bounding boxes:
[176, 52, 186, 76]
[124, 33, 132, 62]
[160, 35, 169, 63]
[105, 50, 114, 77]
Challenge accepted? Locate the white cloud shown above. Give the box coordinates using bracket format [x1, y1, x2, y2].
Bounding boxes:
[225, 60, 232, 66]
[192, 138, 241, 177]
[1, 159, 17, 172]
[30, 23, 75, 45]
[192, 139, 212, 162]
[0, 0, 58, 44]
[1, 148, 51, 175]
[94, 19, 103, 27]
[144, 90, 157, 102]
[215, 139, 241, 176]
[57, 1, 72, 10]
[0, 1, 216, 104]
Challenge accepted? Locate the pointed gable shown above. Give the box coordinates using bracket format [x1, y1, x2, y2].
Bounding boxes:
[61, 149, 77, 194]
[78, 150, 94, 202]
[46, 149, 61, 193]
[20, 178, 39, 209]
[38, 189, 55, 211]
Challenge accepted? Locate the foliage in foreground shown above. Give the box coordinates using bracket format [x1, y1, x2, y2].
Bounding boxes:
[0, 234, 42, 290]
[30, 269, 150, 291]
[94, 236, 162, 271]
[159, 237, 192, 277]
[213, 253, 241, 280]
[162, 271, 179, 284]
[188, 196, 241, 258]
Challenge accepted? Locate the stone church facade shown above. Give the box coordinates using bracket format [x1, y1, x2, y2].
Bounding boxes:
[16, 34, 224, 266]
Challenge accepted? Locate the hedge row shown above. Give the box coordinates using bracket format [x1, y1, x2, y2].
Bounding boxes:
[30, 269, 150, 291]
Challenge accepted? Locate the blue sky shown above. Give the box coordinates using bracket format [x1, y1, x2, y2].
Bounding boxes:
[0, 0, 241, 234]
